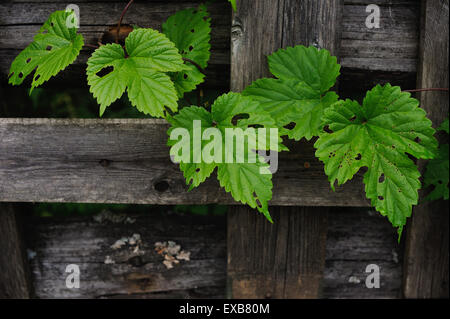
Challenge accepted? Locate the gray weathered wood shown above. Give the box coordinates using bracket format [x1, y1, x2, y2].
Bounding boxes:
[324, 209, 403, 299]
[228, 206, 329, 298]
[403, 0, 449, 299]
[227, 0, 341, 299]
[24, 208, 402, 299]
[25, 210, 226, 299]
[0, 0, 420, 89]
[0, 1, 231, 90]
[341, 0, 420, 72]
[0, 118, 369, 206]
[0, 204, 32, 298]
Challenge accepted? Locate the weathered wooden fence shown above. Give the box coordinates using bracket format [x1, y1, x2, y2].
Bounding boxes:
[0, 0, 448, 299]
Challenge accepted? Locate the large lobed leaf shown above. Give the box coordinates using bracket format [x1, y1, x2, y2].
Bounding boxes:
[9, 10, 84, 93]
[315, 84, 438, 237]
[162, 6, 211, 97]
[243, 45, 340, 141]
[167, 93, 277, 221]
[86, 28, 185, 117]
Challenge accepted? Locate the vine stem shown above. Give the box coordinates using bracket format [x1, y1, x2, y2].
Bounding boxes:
[116, 0, 135, 44]
[403, 88, 449, 93]
[182, 57, 206, 75]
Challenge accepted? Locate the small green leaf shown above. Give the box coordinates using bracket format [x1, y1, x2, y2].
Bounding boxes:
[437, 117, 449, 134]
[228, 0, 237, 11]
[424, 144, 449, 201]
[162, 6, 211, 97]
[268, 45, 340, 94]
[8, 10, 84, 93]
[424, 117, 449, 201]
[315, 84, 438, 236]
[243, 46, 340, 141]
[243, 78, 338, 140]
[167, 93, 278, 221]
[86, 28, 184, 117]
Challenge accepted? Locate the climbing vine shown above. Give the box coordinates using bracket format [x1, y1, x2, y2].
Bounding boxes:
[8, 2, 448, 239]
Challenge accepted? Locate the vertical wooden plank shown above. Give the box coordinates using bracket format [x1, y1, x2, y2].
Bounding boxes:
[228, 0, 342, 299]
[0, 204, 32, 298]
[403, 0, 449, 298]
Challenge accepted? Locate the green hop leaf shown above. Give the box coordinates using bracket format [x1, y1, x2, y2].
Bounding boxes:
[162, 6, 211, 97]
[437, 117, 449, 134]
[315, 84, 438, 237]
[167, 93, 278, 221]
[268, 45, 340, 94]
[424, 117, 449, 201]
[86, 28, 185, 117]
[8, 10, 84, 93]
[243, 46, 340, 141]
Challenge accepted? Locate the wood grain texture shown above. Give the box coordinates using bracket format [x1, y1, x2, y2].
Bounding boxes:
[0, 204, 32, 298]
[403, 0, 449, 299]
[0, 0, 420, 89]
[0, 1, 231, 90]
[324, 209, 403, 299]
[227, 0, 342, 299]
[25, 211, 227, 299]
[227, 207, 329, 299]
[0, 118, 369, 206]
[341, 0, 420, 72]
[23, 209, 402, 299]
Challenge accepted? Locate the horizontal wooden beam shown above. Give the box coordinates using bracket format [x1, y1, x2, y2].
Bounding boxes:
[24, 209, 402, 299]
[0, 118, 369, 206]
[0, 0, 420, 88]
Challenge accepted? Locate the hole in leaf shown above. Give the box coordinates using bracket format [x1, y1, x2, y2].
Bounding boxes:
[283, 122, 296, 130]
[378, 196, 384, 201]
[189, 45, 194, 51]
[26, 58, 31, 63]
[183, 73, 188, 79]
[438, 180, 443, 185]
[195, 168, 200, 173]
[18, 72, 23, 79]
[35, 74, 40, 81]
[46, 45, 52, 51]
[50, 22, 54, 27]
[248, 124, 263, 129]
[323, 125, 333, 133]
[378, 174, 385, 183]
[96, 66, 114, 78]
[253, 192, 262, 208]
[190, 29, 195, 33]
[154, 181, 170, 193]
[355, 153, 362, 161]
[231, 113, 249, 126]
[414, 136, 421, 143]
